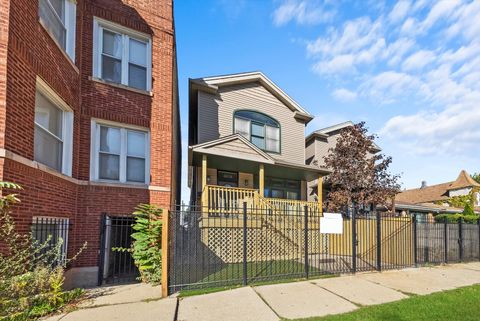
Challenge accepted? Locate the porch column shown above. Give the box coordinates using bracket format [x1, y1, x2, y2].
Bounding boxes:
[259, 164, 264, 197]
[202, 154, 207, 191]
[318, 176, 323, 212]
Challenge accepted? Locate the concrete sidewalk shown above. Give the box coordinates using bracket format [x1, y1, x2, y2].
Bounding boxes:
[43, 262, 480, 321]
[177, 262, 480, 321]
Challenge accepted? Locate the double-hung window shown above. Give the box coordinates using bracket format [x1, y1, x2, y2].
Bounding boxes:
[34, 78, 74, 176]
[233, 110, 280, 153]
[38, 0, 76, 60]
[91, 120, 150, 184]
[93, 18, 152, 91]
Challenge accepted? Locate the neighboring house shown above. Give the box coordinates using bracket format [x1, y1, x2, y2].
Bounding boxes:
[0, 0, 180, 287]
[188, 72, 330, 213]
[395, 170, 480, 219]
[304, 121, 381, 203]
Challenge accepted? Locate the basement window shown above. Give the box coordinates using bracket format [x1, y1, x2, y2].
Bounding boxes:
[93, 17, 152, 91]
[32, 216, 69, 266]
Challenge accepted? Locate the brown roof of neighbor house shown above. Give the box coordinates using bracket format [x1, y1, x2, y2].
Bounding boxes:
[395, 170, 480, 204]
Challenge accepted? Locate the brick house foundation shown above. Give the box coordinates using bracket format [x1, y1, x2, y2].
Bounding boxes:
[0, 0, 180, 287]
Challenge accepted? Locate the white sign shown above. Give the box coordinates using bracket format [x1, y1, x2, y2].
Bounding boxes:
[320, 213, 343, 234]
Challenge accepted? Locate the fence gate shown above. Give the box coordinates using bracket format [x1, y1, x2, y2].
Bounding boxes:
[98, 214, 139, 285]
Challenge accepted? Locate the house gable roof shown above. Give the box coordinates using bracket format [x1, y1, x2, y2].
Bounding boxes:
[190, 134, 275, 164]
[449, 170, 480, 190]
[396, 170, 480, 204]
[305, 121, 382, 152]
[315, 121, 354, 135]
[190, 71, 313, 122]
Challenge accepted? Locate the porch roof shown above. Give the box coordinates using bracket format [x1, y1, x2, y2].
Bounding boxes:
[189, 134, 330, 181]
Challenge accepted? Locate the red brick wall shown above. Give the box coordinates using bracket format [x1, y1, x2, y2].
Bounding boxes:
[0, 0, 178, 269]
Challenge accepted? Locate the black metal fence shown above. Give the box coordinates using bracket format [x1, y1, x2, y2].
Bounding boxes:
[168, 204, 421, 293]
[98, 215, 139, 285]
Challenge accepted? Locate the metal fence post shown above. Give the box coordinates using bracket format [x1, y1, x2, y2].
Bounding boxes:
[243, 202, 248, 286]
[97, 213, 107, 286]
[478, 219, 480, 261]
[304, 205, 309, 279]
[459, 217, 464, 262]
[376, 210, 381, 272]
[477, 218, 480, 261]
[351, 205, 357, 273]
[444, 218, 448, 263]
[161, 208, 170, 297]
[413, 214, 418, 267]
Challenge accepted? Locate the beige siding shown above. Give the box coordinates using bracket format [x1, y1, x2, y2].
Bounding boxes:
[196, 167, 218, 192]
[305, 139, 316, 164]
[314, 134, 340, 166]
[239, 172, 254, 188]
[197, 82, 306, 164]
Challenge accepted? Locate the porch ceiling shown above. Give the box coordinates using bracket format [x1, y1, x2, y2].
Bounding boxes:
[190, 151, 330, 181]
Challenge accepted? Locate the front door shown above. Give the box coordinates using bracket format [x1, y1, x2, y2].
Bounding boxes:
[217, 170, 238, 187]
[217, 171, 238, 210]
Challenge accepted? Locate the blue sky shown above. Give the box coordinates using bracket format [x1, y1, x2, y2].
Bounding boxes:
[174, 0, 480, 202]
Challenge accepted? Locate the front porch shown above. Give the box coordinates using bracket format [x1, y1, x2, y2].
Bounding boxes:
[189, 135, 330, 216]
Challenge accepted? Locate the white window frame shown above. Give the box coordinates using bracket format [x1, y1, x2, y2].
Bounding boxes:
[90, 119, 150, 184]
[38, 0, 76, 61]
[32, 216, 70, 265]
[92, 17, 152, 91]
[35, 77, 74, 176]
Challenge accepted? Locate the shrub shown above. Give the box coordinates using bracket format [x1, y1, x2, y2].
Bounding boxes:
[463, 203, 475, 216]
[114, 204, 163, 284]
[0, 182, 86, 320]
[435, 213, 479, 223]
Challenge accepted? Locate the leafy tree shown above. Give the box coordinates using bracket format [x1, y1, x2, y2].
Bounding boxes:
[448, 192, 475, 209]
[322, 122, 401, 213]
[463, 203, 475, 216]
[472, 173, 480, 184]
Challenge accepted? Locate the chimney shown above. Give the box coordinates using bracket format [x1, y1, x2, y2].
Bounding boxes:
[421, 181, 427, 189]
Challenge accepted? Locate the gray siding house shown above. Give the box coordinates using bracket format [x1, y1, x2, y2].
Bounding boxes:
[304, 121, 381, 202]
[188, 72, 329, 213]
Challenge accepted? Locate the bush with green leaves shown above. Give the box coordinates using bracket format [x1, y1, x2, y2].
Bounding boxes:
[0, 182, 85, 320]
[114, 204, 163, 284]
[435, 213, 479, 224]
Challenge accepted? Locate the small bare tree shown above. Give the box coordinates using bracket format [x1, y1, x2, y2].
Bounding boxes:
[323, 122, 400, 214]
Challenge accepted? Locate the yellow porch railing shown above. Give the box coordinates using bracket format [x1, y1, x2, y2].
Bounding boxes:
[263, 198, 322, 215]
[201, 185, 321, 217]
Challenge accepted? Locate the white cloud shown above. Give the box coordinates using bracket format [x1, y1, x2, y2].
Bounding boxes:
[312, 54, 355, 74]
[307, 17, 386, 75]
[381, 102, 480, 155]
[282, 0, 480, 157]
[331, 88, 357, 102]
[420, 0, 462, 32]
[402, 50, 436, 71]
[273, 0, 335, 26]
[388, 0, 411, 24]
[385, 37, 415, 66]
[361, 71, 423, 104]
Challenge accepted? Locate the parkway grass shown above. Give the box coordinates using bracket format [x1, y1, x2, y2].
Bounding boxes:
[289, 284, 480, 321]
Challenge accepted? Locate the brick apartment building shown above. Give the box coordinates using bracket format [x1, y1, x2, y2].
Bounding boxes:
[0, 0, 181, 287]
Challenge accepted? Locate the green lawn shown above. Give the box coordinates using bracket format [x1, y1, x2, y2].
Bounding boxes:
[289, 285, 480, 321]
